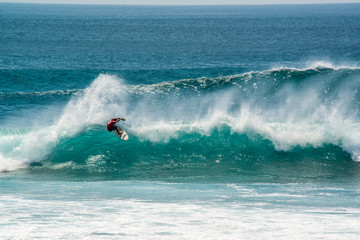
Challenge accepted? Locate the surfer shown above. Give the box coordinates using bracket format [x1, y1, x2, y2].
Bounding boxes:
[107, 118, 125, 135]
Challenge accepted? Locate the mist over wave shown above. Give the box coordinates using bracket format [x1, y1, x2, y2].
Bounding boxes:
[1, 62, 360, 175]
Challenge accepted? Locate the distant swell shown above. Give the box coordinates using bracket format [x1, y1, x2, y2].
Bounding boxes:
[0, 89, 82, 96]
[1, 63, 360, 175]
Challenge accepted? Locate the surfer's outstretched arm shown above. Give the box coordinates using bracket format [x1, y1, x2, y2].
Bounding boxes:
[114, 118, 125, 122]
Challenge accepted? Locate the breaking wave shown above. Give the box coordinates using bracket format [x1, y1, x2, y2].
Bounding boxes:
[1, 63, 360, 180]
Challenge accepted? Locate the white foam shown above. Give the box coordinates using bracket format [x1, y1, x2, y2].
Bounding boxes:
[0, 153, 25, 172]
[271, 60, 360, 72]
[306, 60, 360, 70]
[0, 183, 359, 239]
[0, 128, 58, 172]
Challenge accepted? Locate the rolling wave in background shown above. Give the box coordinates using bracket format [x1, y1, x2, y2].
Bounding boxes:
[1, 62, 360, 181]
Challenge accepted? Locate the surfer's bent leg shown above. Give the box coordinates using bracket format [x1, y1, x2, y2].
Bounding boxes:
[115, 126, 123, 135]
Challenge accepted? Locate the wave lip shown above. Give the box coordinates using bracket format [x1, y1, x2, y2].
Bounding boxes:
[270, 60, 360, 72]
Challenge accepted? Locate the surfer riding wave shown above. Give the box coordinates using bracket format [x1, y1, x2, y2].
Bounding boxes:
[107, 118, 126, 136]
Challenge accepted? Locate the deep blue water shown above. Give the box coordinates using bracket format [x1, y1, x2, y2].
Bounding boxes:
[1, 3, 360, 239]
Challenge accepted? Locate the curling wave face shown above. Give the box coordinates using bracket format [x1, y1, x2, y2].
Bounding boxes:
[1, 63, 360, 180]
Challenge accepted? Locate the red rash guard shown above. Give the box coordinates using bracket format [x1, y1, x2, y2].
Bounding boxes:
[107, 119, 117, 132]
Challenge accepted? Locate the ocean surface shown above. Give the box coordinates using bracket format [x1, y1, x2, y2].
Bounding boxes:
[1, 3, 360, 239]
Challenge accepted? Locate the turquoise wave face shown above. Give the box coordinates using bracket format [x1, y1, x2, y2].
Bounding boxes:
[1, 65, 360, 181]
[32, 125, 357, 182]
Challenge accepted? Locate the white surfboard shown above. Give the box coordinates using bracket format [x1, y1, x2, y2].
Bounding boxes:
[114, 129, 129, 141]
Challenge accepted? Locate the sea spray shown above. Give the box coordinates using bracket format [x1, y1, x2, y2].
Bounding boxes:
[55, 74, 127, 135]
[0, 74, 127, 171]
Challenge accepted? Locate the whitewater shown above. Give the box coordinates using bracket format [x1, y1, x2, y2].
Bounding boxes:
[1, 3, 360, 239]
